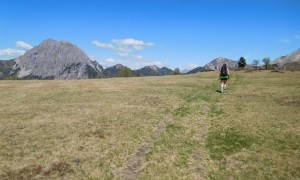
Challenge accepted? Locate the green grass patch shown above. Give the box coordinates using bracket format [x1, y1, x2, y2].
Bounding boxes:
[209, 104, 225, 116]
[166, 123, 184, 134]
[206, 128, 255, 160]
[173, 106, 189, 117]
[181, 87, 213, 102]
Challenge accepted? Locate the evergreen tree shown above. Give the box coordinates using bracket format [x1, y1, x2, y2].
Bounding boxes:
[238, 57, 247, 69]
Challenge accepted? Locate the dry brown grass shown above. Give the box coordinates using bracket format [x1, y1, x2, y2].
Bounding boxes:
[0, 74, 215, 179]
[0, 71, 299, 179]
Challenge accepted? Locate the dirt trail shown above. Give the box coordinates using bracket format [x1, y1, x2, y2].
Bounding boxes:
[115, 117, 171, 179]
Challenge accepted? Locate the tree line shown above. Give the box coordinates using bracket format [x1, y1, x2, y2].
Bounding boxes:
[238, 57, 274, 70]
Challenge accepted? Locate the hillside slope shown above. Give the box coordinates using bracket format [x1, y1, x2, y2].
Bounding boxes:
[272, 49, 300, 66]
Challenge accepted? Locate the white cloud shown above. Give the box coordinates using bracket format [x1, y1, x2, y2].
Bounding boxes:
[295, 34, 300, 40]
[92, 38, 157, 68]
[92, 38, 154, 60]
[105, 58, 116, 63]
[152, 61, 163, 67]
[92, 40, 114, 49]
[187, 64, 199, 69]
[0, 48, 26, 56]
[132, 45, 144, 50]
[116, 46, 131, 53]
[0, 41, 32, 57]
[279, 38, 290, 44]
[16, 41, 33, 50]
[112, 38, 154, 51]
[118, 52, 130, 57]
[112, 38, 154, 47]
[135, 55, 143, 59]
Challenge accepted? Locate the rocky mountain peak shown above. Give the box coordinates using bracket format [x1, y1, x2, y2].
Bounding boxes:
[204, 57, 238, 70]
[115, 64, 125, 69]
[10, 39, 104, 79]
[149, 65, 159, 70]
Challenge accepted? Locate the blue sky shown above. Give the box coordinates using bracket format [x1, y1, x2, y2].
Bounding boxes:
[1, 0, 300, 70]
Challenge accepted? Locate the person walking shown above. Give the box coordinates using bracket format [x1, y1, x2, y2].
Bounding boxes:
[219, 64, 229, 93]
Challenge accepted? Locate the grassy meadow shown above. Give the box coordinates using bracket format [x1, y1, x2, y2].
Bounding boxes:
[0, 71, 299, 179]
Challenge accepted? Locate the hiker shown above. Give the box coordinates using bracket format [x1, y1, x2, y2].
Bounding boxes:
[219, 64, 229, 93]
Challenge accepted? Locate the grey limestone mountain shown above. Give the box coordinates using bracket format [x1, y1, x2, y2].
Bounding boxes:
[203, 57, 238, 70]
[10, 39, 104, 79]
[271, 49, 300, 66]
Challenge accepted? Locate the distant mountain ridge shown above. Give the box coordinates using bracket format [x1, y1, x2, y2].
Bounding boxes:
[103, 64, 174, 77]
[1, 39, 299, 79]
[136, 65, 173, 76]
[0, 39, 174, 79]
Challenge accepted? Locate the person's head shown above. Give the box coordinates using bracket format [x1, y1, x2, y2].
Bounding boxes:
[223, 63, 227, 68]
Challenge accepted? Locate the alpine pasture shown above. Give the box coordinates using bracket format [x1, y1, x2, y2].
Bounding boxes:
[0, 71, 299, 179]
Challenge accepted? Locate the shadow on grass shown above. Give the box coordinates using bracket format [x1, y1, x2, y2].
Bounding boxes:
[215, 90, 221, 93]
[215, 89, 229, 94]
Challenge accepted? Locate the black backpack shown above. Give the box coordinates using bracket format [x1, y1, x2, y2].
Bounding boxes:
[220, 66, 228, 76]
